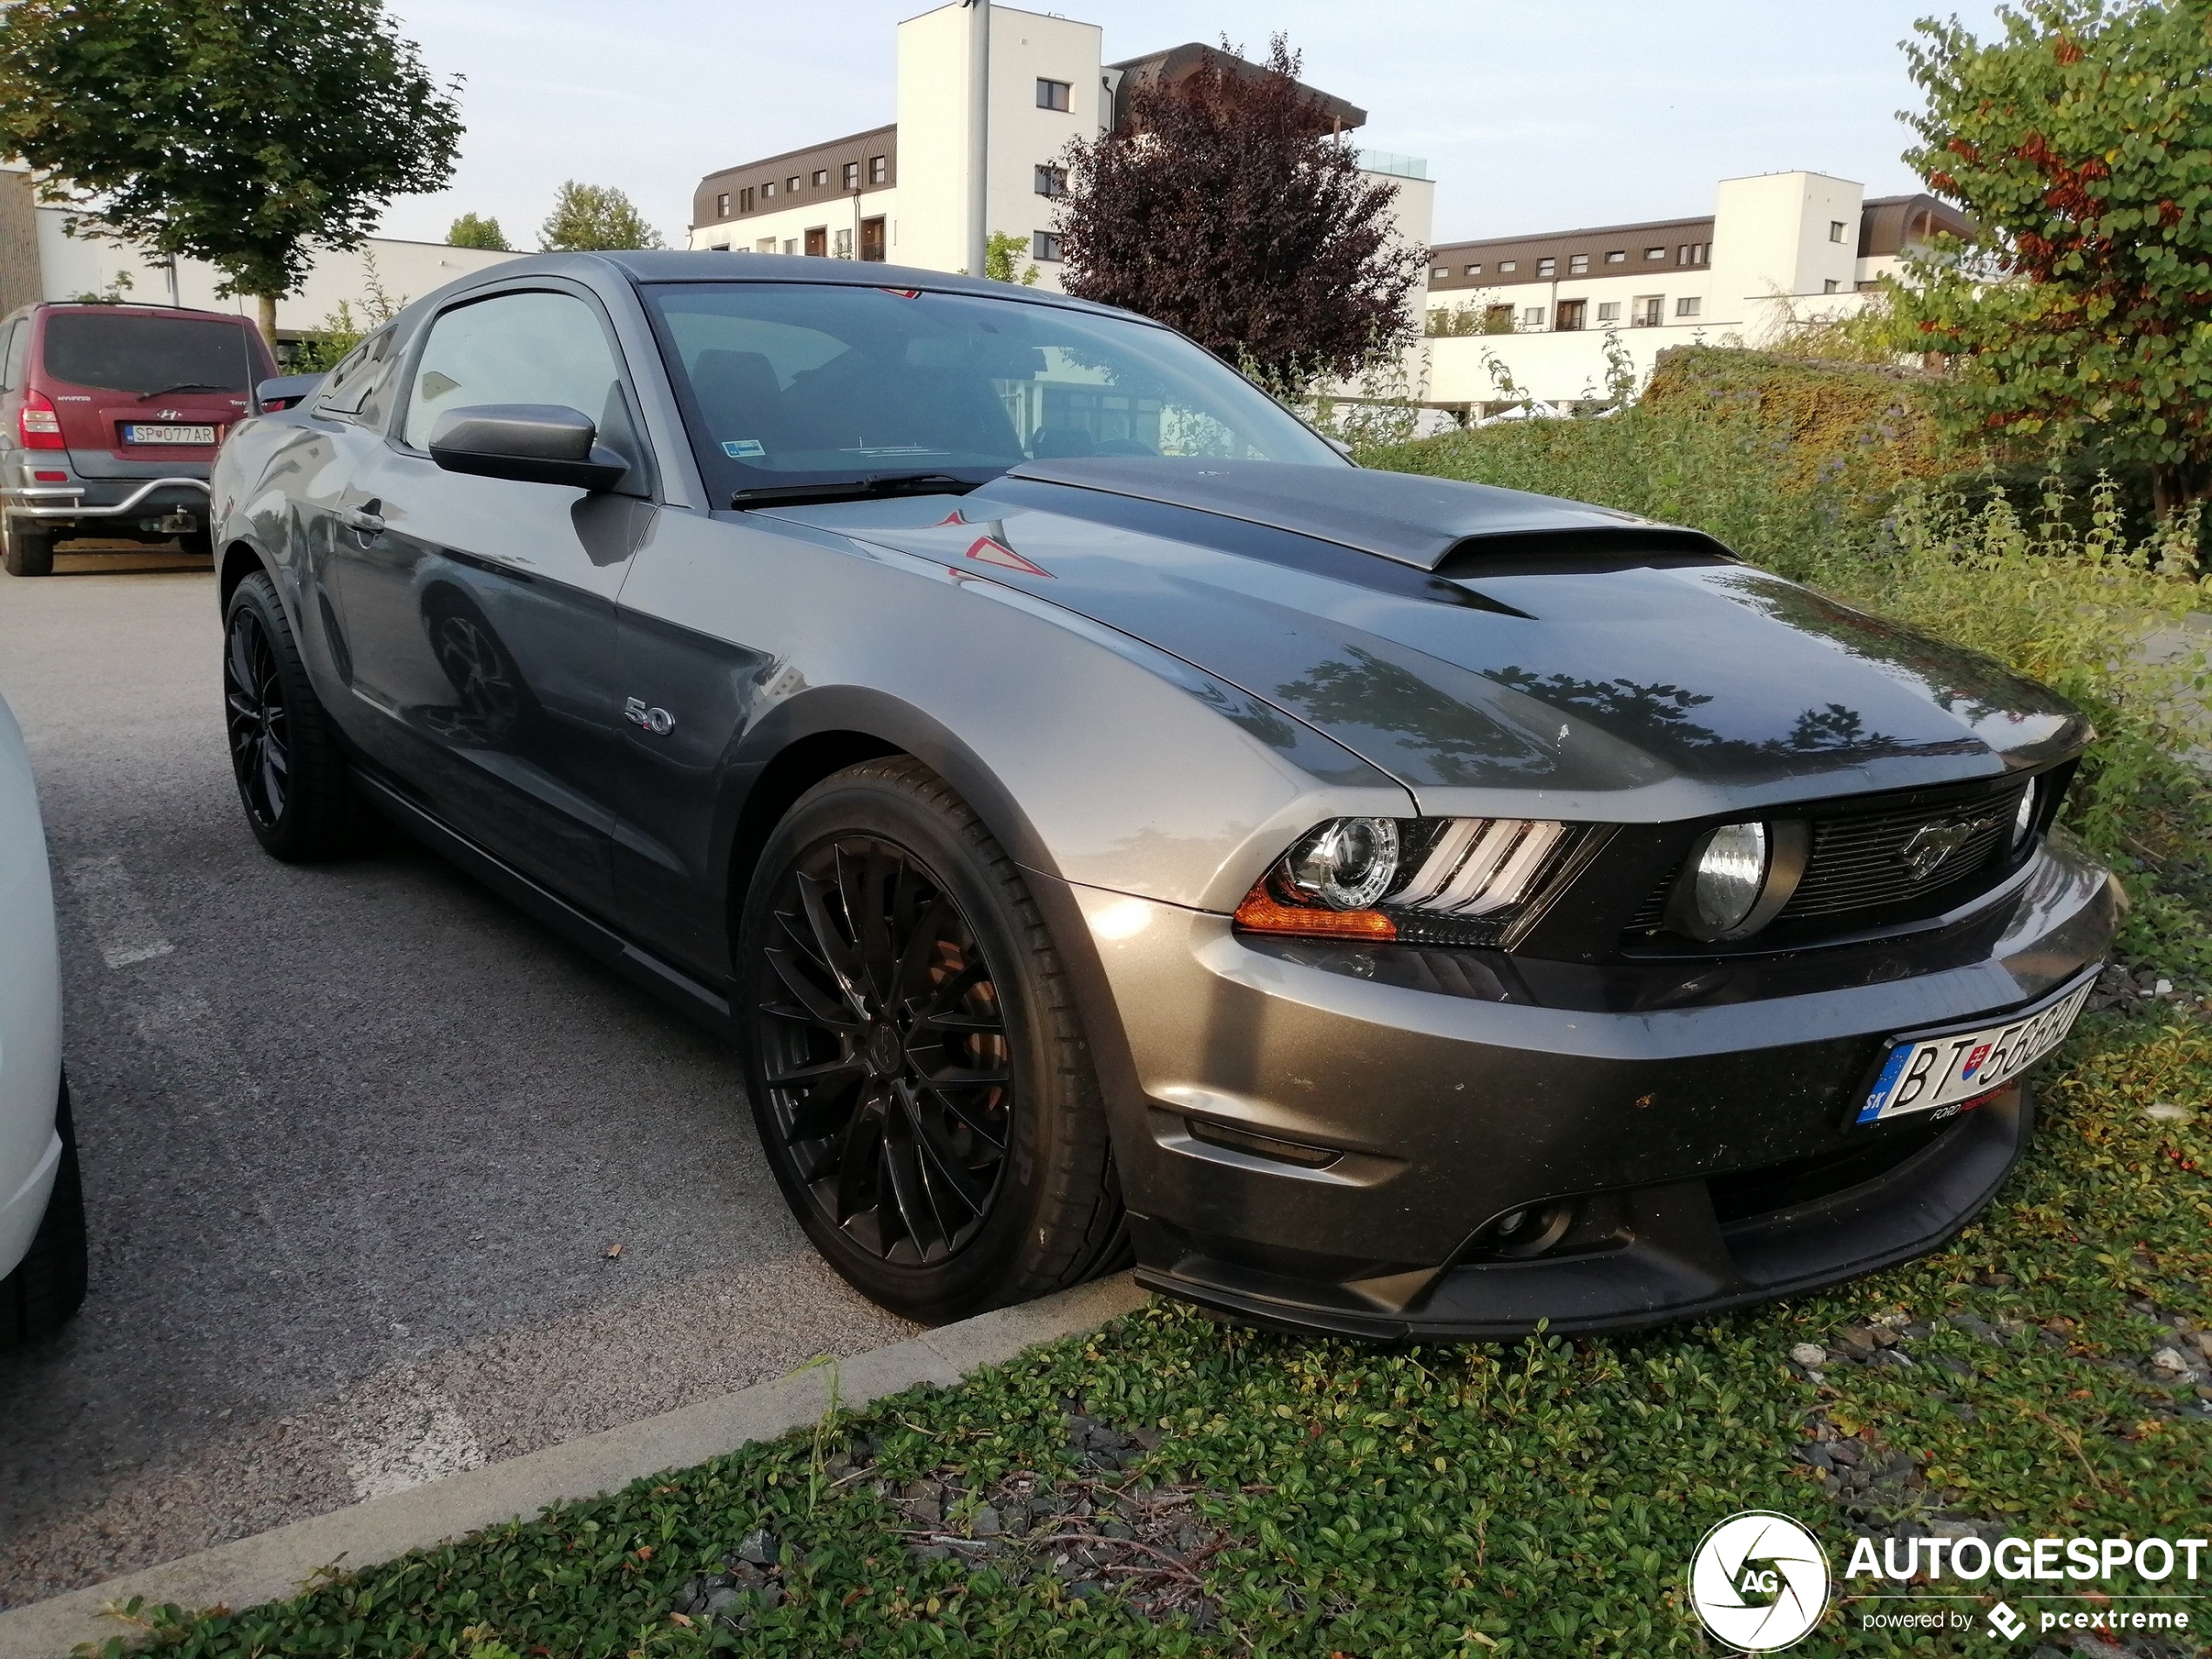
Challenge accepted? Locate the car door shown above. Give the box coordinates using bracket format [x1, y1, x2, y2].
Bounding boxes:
[331, 284, 655, 917]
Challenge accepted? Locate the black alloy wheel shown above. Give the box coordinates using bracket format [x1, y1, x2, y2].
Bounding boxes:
[741, 758, 1126, 1324]
[225, 603, 291, 833]
[221, 571, 360, 860]
[759, 833, 1012, 1265]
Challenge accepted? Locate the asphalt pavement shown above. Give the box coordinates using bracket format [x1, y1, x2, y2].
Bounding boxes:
[0, 548, 914, 1608]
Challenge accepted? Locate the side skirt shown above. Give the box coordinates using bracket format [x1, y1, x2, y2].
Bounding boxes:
[350, 768, 736, 1039]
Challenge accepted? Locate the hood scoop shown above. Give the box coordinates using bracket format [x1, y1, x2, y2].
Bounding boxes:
[1004, 455, 1725, 572]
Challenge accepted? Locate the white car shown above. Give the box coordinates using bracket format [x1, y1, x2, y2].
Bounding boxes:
[0, 688, 82, 1345]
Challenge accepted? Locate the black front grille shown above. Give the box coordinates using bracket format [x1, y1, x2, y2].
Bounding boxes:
[1625, 776, 2034, 942]
[1782, 782, 2027, 920]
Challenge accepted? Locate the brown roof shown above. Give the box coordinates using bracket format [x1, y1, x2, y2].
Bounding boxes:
[1106, 43, 1366, 134]
[1858, 192, 1977, 258]
[693, 125, 898, 230]
[1426, 215, 1715, 291]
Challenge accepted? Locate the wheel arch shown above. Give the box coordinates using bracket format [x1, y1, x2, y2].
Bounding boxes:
[217, 537, 276, 610]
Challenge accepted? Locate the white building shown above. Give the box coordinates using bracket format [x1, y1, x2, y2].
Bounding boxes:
[686, 4, 1433, 309]
[1420, 172, 1972, 414]
[0, 166, 518, 349]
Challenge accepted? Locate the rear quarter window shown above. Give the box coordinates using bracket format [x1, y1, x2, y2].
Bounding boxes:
[40, 312, 261, 395]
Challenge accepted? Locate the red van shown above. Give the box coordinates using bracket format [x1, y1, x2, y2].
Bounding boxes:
[0, 302, 276, 577]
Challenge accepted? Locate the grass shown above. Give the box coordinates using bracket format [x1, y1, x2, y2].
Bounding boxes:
[91, 387, 2212, 1659]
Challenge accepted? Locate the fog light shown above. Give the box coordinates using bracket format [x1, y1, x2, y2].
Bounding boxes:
[1689, 821, 1768, 934]
[1288, 817, 1400, 910]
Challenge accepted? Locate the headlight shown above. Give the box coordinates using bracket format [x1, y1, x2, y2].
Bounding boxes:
[1287, 817, 1400, 909]
[1666, 819, 1808, 942]
[1237, 816, 1588, 944]
[2012, 781, 2037, 848]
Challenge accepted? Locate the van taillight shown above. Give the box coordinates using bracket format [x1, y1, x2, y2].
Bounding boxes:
[19, 390, 64, 449]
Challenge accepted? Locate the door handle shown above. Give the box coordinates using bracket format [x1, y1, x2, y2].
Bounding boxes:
[341, 509, 385, 534]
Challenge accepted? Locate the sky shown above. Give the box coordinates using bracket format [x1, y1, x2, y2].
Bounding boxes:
[375, 0, 2008, 252]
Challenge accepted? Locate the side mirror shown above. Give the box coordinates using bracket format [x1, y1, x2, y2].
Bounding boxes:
[255, 373, 322, 413]
[426, 404, 629, 491]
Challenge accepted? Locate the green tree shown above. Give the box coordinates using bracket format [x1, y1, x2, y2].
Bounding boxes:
[983, 230, 1037, 286]
[537, 182, 663, 252]
[1892, 0, 2212, 513]
[0, 0, 462, 346]
[446, 212, 509, 250]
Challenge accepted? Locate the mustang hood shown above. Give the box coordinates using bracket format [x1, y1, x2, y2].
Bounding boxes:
[772, 460, 2087, 818]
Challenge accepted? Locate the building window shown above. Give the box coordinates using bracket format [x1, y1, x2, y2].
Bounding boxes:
[1554, 298, 1586, 331]
[1823, 277, 1839, 293]
[1676, 295, 1702, 317]
[1035, 164, 1066, 198]
[1678, 243, 1708, 265]
[1499, 260, 1516, 273]
[1568, 253, 1588, 274]
[783, 238, 799, 255]
[843, 161, 859, 189]
[741, 186, 754, 212]
[716, 192, 731, 218]
[1605, 250, 1625, 264]
[1521, 305, 1545, 328]
[813, 169, 828, 187]
[868, 155, 887, 185]
[787, 176, 801, 192]
[1465, 262, 1481, 275]
[1645, 246, 1665, 260]
[1829, 219, 1847, 243]
[762, 180, 776, 199]
[1535, 257, 1555, 277]
[1033, 231, 1062, 261]
[1634, 295, 1662, 327]
[708, 242, 730, 253]
[1596, 300, 1622, 321]
[756, 237, 775, 253]
[1432, 265, 1447, 280]
[834, 227, 853, 257]
[1036, 78, 1070, 111]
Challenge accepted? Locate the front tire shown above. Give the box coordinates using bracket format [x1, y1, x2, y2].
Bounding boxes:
[3, 516, 54, 577]
[224, 571, 359, 860]
[738, 758, 1125, 1325]
[0, 1076, 88, 1350]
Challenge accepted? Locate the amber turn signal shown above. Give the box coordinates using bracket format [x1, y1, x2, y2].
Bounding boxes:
[1232, 882, 1397, 941]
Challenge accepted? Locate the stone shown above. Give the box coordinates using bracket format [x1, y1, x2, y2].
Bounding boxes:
[736, 1528, 777, 1568]
[1828, 1440, 1862, 1467]
[970, 1504, 1001, 1537]
[1791, 1343, 1827, 1368]
[2150, 1347, 2198, 1379]
[914, 1543, 953, 1561]
[704, 1588, 743, 1616]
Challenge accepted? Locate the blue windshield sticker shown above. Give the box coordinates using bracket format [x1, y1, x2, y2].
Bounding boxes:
[721, 439, 766, 458]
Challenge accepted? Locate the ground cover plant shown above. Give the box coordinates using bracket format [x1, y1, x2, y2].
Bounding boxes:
[90, 364, 2212, 1658]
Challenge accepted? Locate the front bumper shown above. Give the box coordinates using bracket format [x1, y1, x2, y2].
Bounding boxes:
[1066, 833, 2118, 1339]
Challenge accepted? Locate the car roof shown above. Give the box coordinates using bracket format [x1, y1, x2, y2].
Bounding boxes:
[5, 301, 259, 327]
[449, 249, 1136, 321]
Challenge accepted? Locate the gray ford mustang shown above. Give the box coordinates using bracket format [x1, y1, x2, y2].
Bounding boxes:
[209, 252, 2116, 1338]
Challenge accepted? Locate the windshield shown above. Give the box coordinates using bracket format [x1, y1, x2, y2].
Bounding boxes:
[642, 281, 1342, 496]
[40, 311, 260, 395]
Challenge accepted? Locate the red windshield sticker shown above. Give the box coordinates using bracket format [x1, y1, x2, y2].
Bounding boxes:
[935, 509, 968, 526]
[879, 287, 923, 299]
[965, 536, 1052, 577]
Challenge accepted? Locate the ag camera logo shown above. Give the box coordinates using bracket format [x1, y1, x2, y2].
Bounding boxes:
[1689, 1511, 1831, 1652]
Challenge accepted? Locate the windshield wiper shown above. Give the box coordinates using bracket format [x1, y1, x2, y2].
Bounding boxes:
[135, 382, 232, 401]
[732, 471, 982, 508]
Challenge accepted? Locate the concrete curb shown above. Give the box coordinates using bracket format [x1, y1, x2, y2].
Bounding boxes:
[0, 1275, 1149, 1659]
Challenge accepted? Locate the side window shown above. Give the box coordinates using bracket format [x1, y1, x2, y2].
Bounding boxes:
[0, 320, 23, 390]
[314, 327, 396, 421]
[401, 291, 629, 455]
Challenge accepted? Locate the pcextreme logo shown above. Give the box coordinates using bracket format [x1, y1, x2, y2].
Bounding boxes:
[1688, 1511, 1831, 1652]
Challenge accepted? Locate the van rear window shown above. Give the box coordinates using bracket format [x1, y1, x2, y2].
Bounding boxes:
[41, 312, 257, 394]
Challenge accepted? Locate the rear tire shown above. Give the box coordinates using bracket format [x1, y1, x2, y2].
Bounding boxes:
[738, 757, 1126, 1325]
[3, 517, 54, 577]
[224, 570, 360, 860]
[0, 1076, 88, 1350]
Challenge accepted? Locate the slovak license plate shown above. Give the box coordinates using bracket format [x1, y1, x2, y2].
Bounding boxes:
[1856, 969, 2097, 1126]
[123, 423, 216, 444]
